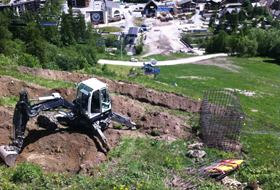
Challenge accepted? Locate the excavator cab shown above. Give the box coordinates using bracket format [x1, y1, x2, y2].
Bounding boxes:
[76, 78, 111, 119]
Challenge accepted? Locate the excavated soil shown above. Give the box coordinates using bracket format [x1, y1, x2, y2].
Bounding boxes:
[0, 75, 195, 173]
[17, 66, 202, 113]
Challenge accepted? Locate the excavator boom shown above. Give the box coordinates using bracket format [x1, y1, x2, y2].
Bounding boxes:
[0, 91, 75, 167]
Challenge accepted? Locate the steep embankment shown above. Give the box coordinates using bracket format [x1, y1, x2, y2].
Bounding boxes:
[0, 75, 194, 173]
[18, 66, 202, 113]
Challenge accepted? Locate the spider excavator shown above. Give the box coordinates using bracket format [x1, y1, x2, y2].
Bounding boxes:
[0, 78, 136, 167]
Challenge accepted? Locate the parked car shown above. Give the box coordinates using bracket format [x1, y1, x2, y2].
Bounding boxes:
[120, 25, 125, 28]
[130, 58, 138, 62]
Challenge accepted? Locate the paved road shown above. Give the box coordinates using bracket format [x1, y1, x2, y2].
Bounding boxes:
[98, 53, 228, 66]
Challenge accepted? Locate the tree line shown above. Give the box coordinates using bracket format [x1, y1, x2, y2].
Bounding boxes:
[0, 2, 106, 72]
[205, 0, 280, 62]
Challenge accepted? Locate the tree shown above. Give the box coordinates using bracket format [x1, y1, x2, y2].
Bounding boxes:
[266, 15, 273, 25]
[105, 37, 115, 47]
[236, 36, 258, 57]
[270, 41, 280, 63]
[22, 23, 47, 65]
[0, 13, 13, 55]
[206, 31, 229, 53]
[60, 11, 76, 46]
[135, 45, 143, 54]
[74, 10, 86, 42]
[209, 6, 218, 28]
[242, 22, 249, 36]
[217, 14, 226, 32]
[182, 33, 192, 44]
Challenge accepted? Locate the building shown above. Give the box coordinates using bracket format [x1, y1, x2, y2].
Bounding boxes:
[143, 0, 158, 16]
[219, 7, 246, 19]
[125, 27, 138, 44]
[0, 0, 41, 15]
[178, 0, 196, 13]
[68, 0, 90, 7]
[204, 0, 222, 13]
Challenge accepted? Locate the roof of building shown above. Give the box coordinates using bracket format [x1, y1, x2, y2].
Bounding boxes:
[224, 3, 242, 8]
[144, 0, 158, 9]
[251, 2, 260, 7]
[178, 0, 192, 5]
[128, 27, 138, 35]
[106, 1, 121, 8]
[219, 7, 242, 17]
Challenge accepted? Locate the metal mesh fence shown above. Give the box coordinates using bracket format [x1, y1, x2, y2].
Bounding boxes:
[199, 89, 244, 152]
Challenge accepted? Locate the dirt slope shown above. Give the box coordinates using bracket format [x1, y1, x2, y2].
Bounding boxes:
[18, 66, 202, 113]
[0, 75, 193, 173]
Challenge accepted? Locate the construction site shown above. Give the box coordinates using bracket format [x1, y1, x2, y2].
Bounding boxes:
[0, 66, 203, 173]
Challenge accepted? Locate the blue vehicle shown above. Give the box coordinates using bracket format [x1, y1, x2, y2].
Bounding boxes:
[120, 25, 125, 28]
[141, 59, 160, 75]
[139, 27, 147, 31]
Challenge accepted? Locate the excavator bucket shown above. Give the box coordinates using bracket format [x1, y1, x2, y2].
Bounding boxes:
[0, 145, 18, 167]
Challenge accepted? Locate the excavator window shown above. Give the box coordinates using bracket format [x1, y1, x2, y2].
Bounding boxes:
[76, 84, 85, 104]
[81, 91, 89, 115]
[101, 88, 110, 109]
[91, 90, 100, 113]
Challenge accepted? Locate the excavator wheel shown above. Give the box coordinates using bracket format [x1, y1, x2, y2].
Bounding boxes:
[37, 112, 58, 131]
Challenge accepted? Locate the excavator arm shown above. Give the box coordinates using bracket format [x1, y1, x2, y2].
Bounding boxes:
[0, 91, 75, 167]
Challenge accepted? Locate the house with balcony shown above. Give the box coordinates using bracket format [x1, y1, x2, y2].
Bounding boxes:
[178, 0, 196, 14]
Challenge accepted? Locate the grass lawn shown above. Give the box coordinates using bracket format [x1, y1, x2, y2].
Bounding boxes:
[103, 56, 280, 188]
[99, 26, 122, 33]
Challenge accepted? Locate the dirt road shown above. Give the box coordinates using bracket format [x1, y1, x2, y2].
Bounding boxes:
[98, 53, 228, 66]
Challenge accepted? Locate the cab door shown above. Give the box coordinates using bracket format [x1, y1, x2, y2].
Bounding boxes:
[100, 88, 111, 113]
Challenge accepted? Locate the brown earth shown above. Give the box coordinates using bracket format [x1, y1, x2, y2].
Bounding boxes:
[17, 66, 202, 113]
[0, 75, 194, 173]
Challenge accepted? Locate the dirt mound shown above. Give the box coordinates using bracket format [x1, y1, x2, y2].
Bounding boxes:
[0, 76, 193, 173]
[18, 66, 202, 113]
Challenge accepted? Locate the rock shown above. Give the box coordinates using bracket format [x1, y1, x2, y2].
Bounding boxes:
[222, 176, 242, 187]
[187, 150, 206, 158]
[80, 161, 94, 173]
[187, 142, 204, 149]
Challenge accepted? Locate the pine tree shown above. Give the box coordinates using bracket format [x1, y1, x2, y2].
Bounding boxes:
[60, 11, 76, 46]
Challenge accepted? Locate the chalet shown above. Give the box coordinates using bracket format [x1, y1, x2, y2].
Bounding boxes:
[219, 7, 246, 19]
[143, 0, 158, 16]
[178, 0, 196, 13]
[270, 0, 280, 10]
[204, 0, 222, 13]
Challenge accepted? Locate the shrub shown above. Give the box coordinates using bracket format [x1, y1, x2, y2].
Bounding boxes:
[18, 53, 41, 68]
[135, 45, 143, 54]
[11, 162, 43, 183]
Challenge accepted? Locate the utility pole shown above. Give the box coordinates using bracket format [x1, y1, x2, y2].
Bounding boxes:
[115, 32, 125, 58]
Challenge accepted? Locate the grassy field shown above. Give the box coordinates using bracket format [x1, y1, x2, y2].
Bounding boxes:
[102, 56, 280, 188]
[1, 56, 280, 189]
[99, 26, 122, 33]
